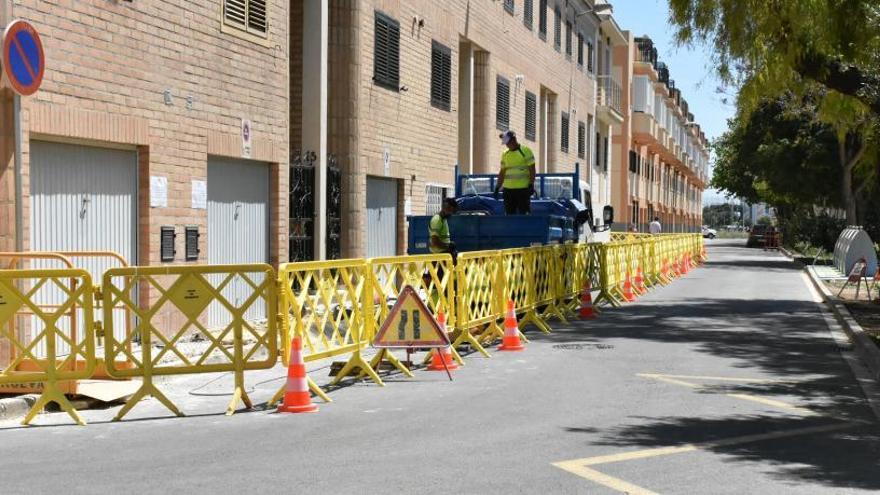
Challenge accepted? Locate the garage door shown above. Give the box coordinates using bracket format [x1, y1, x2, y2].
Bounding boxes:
[207, 157, 269, 328]
[30, 141, 138, 355]
[366, 177, 398, 258]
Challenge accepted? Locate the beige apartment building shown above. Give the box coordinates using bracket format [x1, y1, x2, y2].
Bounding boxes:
[292, 0, 617, 260]
[609, 36, 709, 232]
[0, 0, 289, 274]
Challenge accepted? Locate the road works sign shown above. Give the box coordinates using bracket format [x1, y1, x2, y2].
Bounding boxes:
[373, 286, 450, 348]
[2, 20, 45, 96]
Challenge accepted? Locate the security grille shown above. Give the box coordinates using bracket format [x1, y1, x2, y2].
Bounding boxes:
[496, 76, 510, 131]
[561, 112, 570, 153]
[224, 0, 267, 36]
[373, 11, 400, 91]
[431, 41, 452, 111]
[426, 185, 450, 215]
[525, 91, 537, 141]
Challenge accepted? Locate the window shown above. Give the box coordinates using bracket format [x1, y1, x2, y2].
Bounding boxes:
[496, 76, 510, 131]
[430, 41, 452, 111]
[373, 12, 400, 91]
[603, 136, 609, 171]
[587, 42, 595, 73]
[538, 0, 548, 39]
[596, 132, 602, 169]
[629, 150, 637, 173]
[504, 0, 515, 14]
[223, 0, 268, 36]
[525, 91, 537, 141]
[554, 7, 562, 51]
[426, 185, 450, 215]
[577, 33, 584, 67]
[578, 121, 586, 158]
[561, 112, 570, 153]
[523, 0, 533, 29]
[565, 20, 572, 59]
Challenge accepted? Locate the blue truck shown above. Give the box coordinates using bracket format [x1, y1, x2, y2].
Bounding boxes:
[407, 164, 613, 254]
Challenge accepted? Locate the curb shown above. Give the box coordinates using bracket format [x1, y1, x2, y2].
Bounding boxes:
[805, 265, 880, 381]
[0, 394, 38, 423]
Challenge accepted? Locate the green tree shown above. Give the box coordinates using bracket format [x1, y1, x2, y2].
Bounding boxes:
[668, 0, 880, 224]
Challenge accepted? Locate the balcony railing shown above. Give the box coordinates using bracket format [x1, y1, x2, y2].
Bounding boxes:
[597, 75, 623, 116]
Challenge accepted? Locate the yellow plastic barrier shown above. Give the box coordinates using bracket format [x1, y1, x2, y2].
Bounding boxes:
[533, 245, 569, 323]
[367, 254, 460, 371]
[453, 250, 504, 357]
[0, 268, 95, 425]
[102, 264, 278, 420]
[269, 259, 370, 406]
[499, 248, 551, 334]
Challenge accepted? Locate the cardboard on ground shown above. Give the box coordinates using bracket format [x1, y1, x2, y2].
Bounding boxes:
[373, 285, 450, 348]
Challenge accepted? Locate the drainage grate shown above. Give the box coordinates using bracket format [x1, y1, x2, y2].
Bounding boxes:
[552, 343, 614, 350]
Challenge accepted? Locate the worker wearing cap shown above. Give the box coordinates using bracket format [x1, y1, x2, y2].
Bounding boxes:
[494, 130, 536, 215]
[429, 198, 458, 256]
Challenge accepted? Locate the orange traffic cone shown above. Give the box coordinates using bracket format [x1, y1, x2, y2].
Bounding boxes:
[277, 336, 318, 414]
[579, 279, 597, 319]
[498, 299, 525, 352]
[662, 258, 671, 279]
[682, 255, 690, 274]
[635, 266, 647, 295]
[623, 271, 636, 302]
[700, 246, 707, 264]
[428, 312, 458, 371]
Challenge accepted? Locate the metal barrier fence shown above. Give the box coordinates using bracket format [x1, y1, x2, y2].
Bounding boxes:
[0, 234, 702, 425]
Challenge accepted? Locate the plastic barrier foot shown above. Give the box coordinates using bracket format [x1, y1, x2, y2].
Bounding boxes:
[331, 350, 385, 386]
[226, 386, 253, 416]
[113, 381, 183, 422]
[453, 326, 492, 358]
[22, 383, 86, 426]
[365, 349, 414, 379]
[521, 310, 552, 334]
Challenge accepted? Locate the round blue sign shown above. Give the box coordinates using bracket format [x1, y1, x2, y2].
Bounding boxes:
[3, 20, 45, 96]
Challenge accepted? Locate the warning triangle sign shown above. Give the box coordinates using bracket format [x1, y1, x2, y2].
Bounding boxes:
[373, 286, 450, 348]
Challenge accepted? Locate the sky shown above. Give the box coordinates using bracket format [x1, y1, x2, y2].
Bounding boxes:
[609, 0, 735, 205]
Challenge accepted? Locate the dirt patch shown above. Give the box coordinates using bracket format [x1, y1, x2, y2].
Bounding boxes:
[842, 301, 880, 347]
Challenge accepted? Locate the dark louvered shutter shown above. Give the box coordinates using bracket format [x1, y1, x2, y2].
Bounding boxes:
[523, 0, 533, 29]
[525, 91, 537, 141]
[373, 12, 400, 91]
[577, 33, 584, 67]
[538, 0, 548, 39]
[561, 112, 570, 153]
[496, 76, 510, 131]
[565, 20, 572, 58]
[554, 7, 561, 51]
[578, 121, 586, 158]
[504, 0, 515, 14]
[587, 42, 594, 72]
[431, 41, 452, 111]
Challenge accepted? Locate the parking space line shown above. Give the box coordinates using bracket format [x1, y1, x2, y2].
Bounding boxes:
[551, 462, 659, 495]
[723, 393, 818, 416]
[638, 373, 789, 384]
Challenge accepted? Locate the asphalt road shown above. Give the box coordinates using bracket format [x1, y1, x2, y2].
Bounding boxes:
[2, 240, 879, 494]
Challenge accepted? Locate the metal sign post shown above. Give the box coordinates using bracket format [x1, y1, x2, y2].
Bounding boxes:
[3, 19, 45, 252]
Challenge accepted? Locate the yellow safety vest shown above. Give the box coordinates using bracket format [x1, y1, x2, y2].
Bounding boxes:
[501, 145, 536, 190]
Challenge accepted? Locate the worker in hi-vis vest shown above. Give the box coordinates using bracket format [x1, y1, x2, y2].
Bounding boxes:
[494, 130, 536, 215]
[427, 198, 459, 284]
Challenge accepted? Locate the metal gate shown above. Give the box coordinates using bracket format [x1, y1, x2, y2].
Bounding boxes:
[30, 141, 138, 356]
[366, 177, 399, 258]
[207, 157, 269, 327]
[289, 151, 342, 261]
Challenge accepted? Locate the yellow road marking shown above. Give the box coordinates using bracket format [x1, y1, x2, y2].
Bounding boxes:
[553, 422, 859, 493]
[723, 393, 818, 416]
[551, 463, 659, 495]
[639, 373, 815, 416]
[638, 373, 788, 384]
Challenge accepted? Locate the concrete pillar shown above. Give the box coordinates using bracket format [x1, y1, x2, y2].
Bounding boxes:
[302, 0, 328, 260]
[472, 50, 491, 174]
[457, 42, 474, 174]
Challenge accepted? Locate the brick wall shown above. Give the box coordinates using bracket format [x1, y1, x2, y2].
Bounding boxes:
[1, 0, 289, 266]
[337, 0, 601, 257]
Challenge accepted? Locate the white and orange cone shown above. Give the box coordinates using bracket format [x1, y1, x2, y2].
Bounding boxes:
[622, 271, 636, 302]
[428, 312, 458, 371]
[635, 266, 647, 295]
[277, 336, 318, 414]
[498, 299, 525, 352]
[579, 279, 597, 320]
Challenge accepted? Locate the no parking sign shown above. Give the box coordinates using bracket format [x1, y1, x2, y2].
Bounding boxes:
[2, 19, 45, 96]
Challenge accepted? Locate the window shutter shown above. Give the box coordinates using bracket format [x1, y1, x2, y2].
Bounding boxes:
[565, 20, 572, 57]
[554, 8, 561, 51]
[523, 0, 533, 29]
[431, 41, 452, 111]
[247, 0, 267, 33]
[578, 121, 586, 158]
[538, 0, 548, 39]
[577, 33, 584, 67]
[603, 137, 609, 171]
[225, 0, 247, 27]
[561, 112, 569, 153]
[373, 12, 400, 91]
[525, 91, 537, 141]
[496, 76, 510, 131]
[504, 0, 515, 14]
[587, 42, 594, 72]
